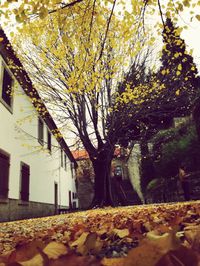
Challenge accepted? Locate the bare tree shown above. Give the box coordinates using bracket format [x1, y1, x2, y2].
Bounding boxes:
[12, 1, 156, 207]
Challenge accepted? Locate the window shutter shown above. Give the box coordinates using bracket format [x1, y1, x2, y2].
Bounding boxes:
[38, 118, 44, 145]
[0, 152, 9, 199]
[69, 190, 72, 209]
[2, 68, 13, 107]
[61, 150, 63, 167]
[21, 164, 30, 201]
[47, 131, 51, 151]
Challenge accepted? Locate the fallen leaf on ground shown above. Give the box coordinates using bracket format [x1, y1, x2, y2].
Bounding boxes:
[112, 229, 129, 238]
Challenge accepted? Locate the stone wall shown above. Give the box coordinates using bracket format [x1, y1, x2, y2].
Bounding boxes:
[0, 199, 55, 222]
[77, 179, 94, 209]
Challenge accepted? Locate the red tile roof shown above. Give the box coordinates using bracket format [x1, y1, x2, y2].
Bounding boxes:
[71, 147, 125, 161]
[71, 150, 89, 160]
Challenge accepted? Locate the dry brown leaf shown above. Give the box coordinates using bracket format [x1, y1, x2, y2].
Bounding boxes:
[146, 230, 180, 253]
[112, 229, 129, 238]
[8, 241, 46, 263]
[63, 231, 71, 242]
[121, 230, 181, 266]
[10, 242, 68, 266]
[155, 246, 199, 266]
[48, 253, 101, 266]
[93, 238, 103, 254]
[124, 241, 164, 266]
[0, 251, 13, 264]
[96, 229, 107, 236]
[43, 242, 68, 259]
[84, 233, 97, 251]
[143, 221, 152, 232]
[155, 224, 172, 234]
[76, 232, 103, 255]
[20, 253, 43, 266]
[101, 257, 125, 266]
[70, 232, 89, 248]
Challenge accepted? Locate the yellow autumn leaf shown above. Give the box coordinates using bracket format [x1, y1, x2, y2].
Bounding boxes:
[183, 0, 190, 7]
[20, 254, 43, 266]
[196, 14, 200, 21]
[178, 64, 182, 71]
[176, 89, 180, 96]
[71, 232, 89, 248]
[161, 69, 166, 75]
[39, 7, 48, 19]
[62, 35, 68, 43]
[43, 242, 68, 259]
[113, 228, 129, 238]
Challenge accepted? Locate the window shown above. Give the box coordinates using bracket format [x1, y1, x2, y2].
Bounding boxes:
[114, 165, 123, 177]
[38, 117, 44, 145]
[47, 130, 51, 151]
[71, 162, 75, 175]
[64, 154, 67, 170]
[0, 66, 13, 110]
[72, 192, 77, 199]
[61, 150, 63, 167]
[69, 190, 72, 209]
[20, 163, 30, 201]
[0, 149, 10, 199]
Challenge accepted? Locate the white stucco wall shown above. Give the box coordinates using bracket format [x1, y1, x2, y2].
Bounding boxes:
[127, 143, 144, 203]
[0, 55, 77, 207]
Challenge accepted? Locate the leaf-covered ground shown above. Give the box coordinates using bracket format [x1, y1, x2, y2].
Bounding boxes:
[1, 201, 200, 265]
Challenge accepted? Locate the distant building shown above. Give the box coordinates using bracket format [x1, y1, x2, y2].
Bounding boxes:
[111, 147, 129, 181]
[71, 149, 94, 209]
[0, 28, 78, 222]
[71, 147, 132, 208]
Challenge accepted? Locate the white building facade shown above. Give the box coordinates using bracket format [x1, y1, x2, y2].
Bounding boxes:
[0, 29, 78, 222]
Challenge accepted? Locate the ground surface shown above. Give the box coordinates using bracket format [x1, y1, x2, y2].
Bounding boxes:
[0, 201, 200, 265]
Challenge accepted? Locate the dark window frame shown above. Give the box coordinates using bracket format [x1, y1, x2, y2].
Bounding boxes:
[38, 117, 44, 145]
[20, 162, 30, 202]
[47, 129, 51, 152]
[70, 162, 74, 178]
[64, 154, 67, 171]
[0, 148, 10, 199]
[0, 63, 14, 113]
[61, 150, 63, 167]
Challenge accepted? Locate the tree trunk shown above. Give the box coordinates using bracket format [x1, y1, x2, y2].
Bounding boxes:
[90, 158, 113, 207]
[89, 149, 115, 208]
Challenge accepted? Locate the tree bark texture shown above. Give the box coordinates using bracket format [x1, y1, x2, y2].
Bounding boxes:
[90, 150, 114, 208]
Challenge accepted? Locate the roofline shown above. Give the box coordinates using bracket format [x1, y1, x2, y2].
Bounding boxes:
[0, 28, 77, 168]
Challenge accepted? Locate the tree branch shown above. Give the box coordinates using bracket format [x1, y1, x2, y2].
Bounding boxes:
[49, 0, 84, 14]
[97, 0, 117, 62]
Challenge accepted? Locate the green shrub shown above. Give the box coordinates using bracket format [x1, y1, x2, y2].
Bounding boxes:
[152, 121, 200, 179]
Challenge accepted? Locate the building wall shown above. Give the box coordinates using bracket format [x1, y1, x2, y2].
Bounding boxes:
[0, 55, 77, 221]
